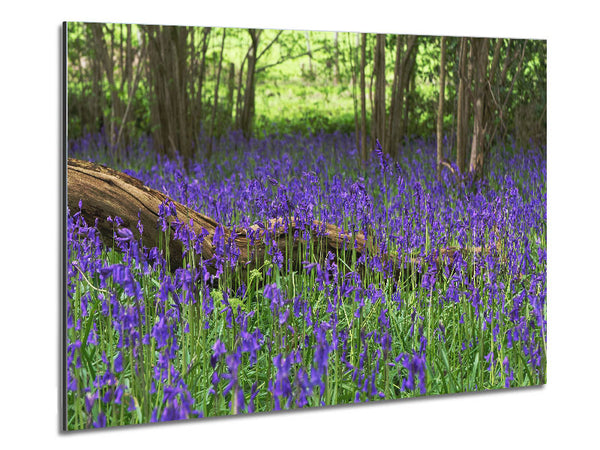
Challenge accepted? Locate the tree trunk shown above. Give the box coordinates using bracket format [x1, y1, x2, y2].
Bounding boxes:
[240, 29, 261, 139]
[68, 159, 496, 275]
[359, 33, 368, 165]
[114, 39, 147, 151]
[481, 39, 503, 149]
[349, 33, 360, 153]
[235, 53, 247, 132]
[89, 23, 124, 153]
[468, 37, 490, 181]
[373, 34, 387, 152]
[125, 24, 133, 95]
[402, 68, 416, 140]
[67, 158, 373, 274]
[387, 35, 403, 156]
[388, 35, 417, 157]
[305, 31, 313, 74]
[207, 29, 227, 157]
[436, 36, 447, 182]
[226, 62, 236, 130]
[144, 25, 193, 165]
[333, 32, 340, 85]
[456, 37, 469, 174]
[195, 27, 212, 143]
[400, 44, 418, 141]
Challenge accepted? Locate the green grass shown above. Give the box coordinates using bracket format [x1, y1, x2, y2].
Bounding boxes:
[65, 134, 546, 429]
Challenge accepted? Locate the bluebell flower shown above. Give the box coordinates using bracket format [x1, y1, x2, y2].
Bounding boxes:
[211, 339, 227, 367]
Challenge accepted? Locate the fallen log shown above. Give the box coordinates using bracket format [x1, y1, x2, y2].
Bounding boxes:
[67, 158, 500, 276]
[67, 158, 375, 273]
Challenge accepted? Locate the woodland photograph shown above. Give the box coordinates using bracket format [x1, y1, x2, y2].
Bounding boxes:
[64, 21, 546, 430]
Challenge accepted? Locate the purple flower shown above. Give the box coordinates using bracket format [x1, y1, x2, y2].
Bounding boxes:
[302, 261, 318, 274]
[84, 391, 97, 413]
[247, 382, 260, 414]
[159, 386, 195, 421]
[128, 396, 137, 412]
[116, 227, 135, 242]
[399, 352, 427, 395]
[114, 384, 125, 404]
[484, 351, 495, 372]
[114, 351, 123, 373]
[503, 356, 515, 388]
[92, 411, 106, 428]
[211, 339, 227, 367]
[263, 283, 284, 312]
[151, 316, 170, 349]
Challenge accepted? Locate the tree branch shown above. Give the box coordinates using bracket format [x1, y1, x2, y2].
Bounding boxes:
[256, 47, 325, 73]
[256, 29, 282, 61]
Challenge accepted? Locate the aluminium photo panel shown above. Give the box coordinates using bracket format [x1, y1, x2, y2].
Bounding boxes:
[63, 20, 547, 430]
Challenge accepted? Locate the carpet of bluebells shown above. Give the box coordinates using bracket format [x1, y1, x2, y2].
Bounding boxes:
[65, 130, 546, 430]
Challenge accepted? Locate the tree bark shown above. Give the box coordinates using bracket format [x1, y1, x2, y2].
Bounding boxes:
[67, 158, 372, 274]
[144, 25, 193, 164]
[207, 29, 227, 157]
[195, 27, 212, 143]
[359, 33, 368, 165]
[401, 47, 418, 141]
[89, 23, 124, 153]
[349, 33, 360, 153]
[387, 35, 403, 156]
[226, 62, 236, 130]
[114, 40, 146, 151]
[68, 159, 500, 276]
[387, 35, 417, 157]
[436, 36, 447, 182]
[333, 32, 340, 85]
[240, 29, 262, 139]
[468, 37, 490, 181]
[456, 37, 469, 174]
[304, 31, 313, 74]
[372, 34, 387, 151]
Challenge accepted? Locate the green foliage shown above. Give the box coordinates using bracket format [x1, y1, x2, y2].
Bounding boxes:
[66, 23, 546, 150]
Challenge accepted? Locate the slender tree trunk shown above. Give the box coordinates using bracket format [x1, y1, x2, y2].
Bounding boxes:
[305, 31, 313, 74]
[89, 23, 123, 153]
[373, 34, 387, 151]
[143, 25, 193, 165]
[359, 33, 368, 165]
[436, 36, 447, 182]
[226, 62, 236, 130]
[176, 27, 192, 162]
[74, 51, 87, 135]
[456, 37, 469, 174]
[333, 32, 340, 85]
[482, 39, 503, 148]
[125, 25, 133, 92]
[495, 41, 527, 144]
[189, 30, 197, 147]
[207, 29, 227, 157]
[387, 35, 403, 155]
[402, 66, 416, 140]
[388, 35, 417, 157]
[468, 37, 490, 181]
[196, 27, 211, 140]
[241, 29, 261, 139]
[348, 33, 360, 152]
[114, 39, 147, 150]
[235, 54, 247, 131]
[399, 40, 417, 144]
[119, 24, 124, 87]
